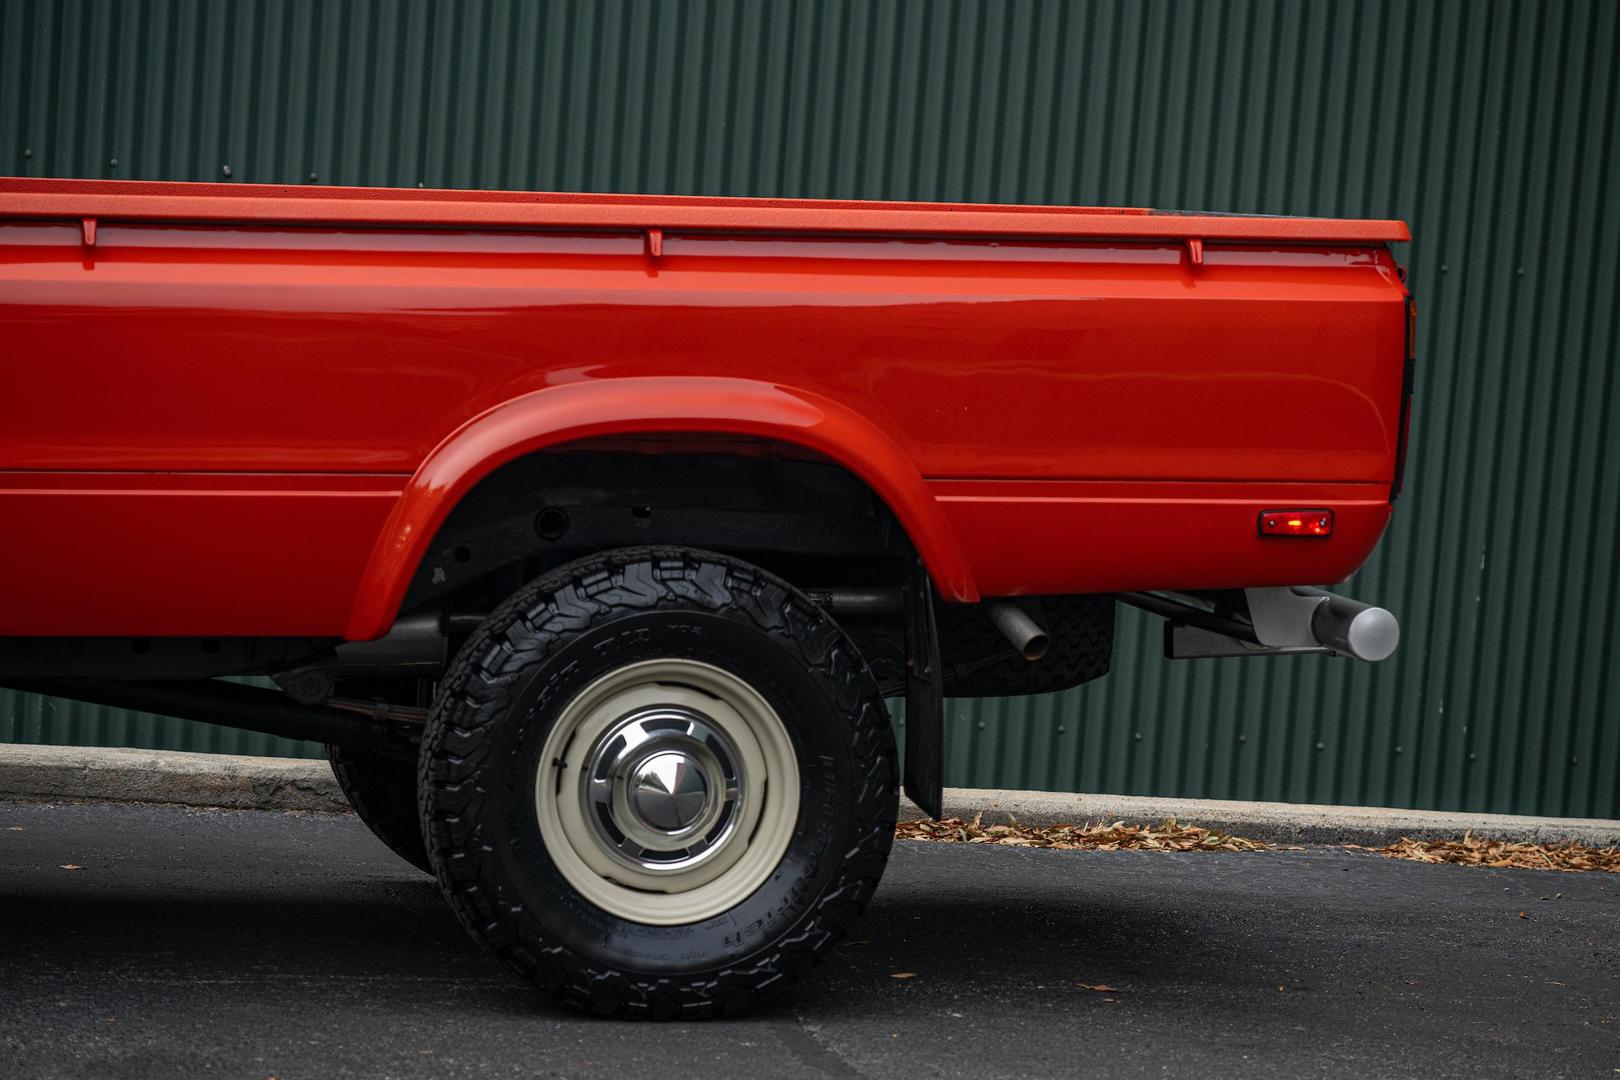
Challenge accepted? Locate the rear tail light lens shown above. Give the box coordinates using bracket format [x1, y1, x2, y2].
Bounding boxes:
[1259, 509, 1334, 538]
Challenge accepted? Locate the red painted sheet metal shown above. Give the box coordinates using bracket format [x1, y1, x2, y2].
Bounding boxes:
[0, 473, 403, 636]
[0, 223, 1408, 483]
[0, 204, 1407, 638]
[933, 480, 1393, 597]
[0, 177, 1411, 244]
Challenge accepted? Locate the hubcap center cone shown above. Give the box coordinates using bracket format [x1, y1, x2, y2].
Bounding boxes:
[628, 750, 710, 833]
[580, 702, 745, 873]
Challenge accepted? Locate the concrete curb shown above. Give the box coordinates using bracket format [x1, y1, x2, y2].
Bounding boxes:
[3, 743, 1616, 847]
[0, 744, 350, 814]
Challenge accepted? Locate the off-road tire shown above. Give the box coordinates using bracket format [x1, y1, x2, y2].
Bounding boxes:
[327, 744, 433, 874]
[419, 546, 898, 1018]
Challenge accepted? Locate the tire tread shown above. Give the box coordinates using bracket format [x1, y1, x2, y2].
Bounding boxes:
[418, 546, 897, 1019]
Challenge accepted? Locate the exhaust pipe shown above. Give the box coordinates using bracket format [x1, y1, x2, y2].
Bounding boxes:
[804, 587, 905, 617]
[983, 600, 1050, 662]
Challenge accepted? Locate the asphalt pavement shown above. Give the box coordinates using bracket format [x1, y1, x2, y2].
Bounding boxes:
[0, 800, 1614, 1080]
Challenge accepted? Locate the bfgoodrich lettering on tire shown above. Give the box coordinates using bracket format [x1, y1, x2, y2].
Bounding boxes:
[418, 547, 898, 1018]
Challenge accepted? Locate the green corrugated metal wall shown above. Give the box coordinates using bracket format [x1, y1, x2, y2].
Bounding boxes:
[2, 0, 1617, 817]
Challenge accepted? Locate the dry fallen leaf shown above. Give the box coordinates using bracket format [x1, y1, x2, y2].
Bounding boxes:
[59, 864, 81, 871]
[1357, 834, 1618, 874]
[889, 972, 917, 980]
[896, 815, 1271, 853]
[898, 817, 1618, 875]
[1518, 911, 1530, 919]
[1078, 983, 1120, 993]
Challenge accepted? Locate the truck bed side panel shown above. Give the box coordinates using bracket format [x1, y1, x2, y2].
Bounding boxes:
[0, 221, 1407, 636]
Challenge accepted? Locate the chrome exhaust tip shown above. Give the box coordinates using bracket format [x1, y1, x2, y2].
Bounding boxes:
[983, 599, 1051, 662]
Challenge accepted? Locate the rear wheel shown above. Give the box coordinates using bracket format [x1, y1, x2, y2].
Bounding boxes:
[419, 547, 897, 1018]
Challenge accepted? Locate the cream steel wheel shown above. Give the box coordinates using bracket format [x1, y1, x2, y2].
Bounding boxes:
[420, 547, 898, 1019]
[535, 658, 800, 925]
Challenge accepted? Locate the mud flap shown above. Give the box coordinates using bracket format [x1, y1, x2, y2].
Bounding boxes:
[902, 555, 944, 819]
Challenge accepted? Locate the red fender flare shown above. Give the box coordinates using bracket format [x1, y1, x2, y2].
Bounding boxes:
[344, 377, 977, 639]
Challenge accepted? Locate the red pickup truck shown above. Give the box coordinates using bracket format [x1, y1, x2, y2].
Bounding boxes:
[0, 177, 1411, 1017]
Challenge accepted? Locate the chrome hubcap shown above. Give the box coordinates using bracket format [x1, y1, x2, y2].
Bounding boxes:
[583, 706, 744, 874]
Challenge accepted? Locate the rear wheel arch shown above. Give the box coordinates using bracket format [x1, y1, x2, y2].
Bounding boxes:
[344, 378, 978, 639]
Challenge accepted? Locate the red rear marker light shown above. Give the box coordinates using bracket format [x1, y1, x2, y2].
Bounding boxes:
[1259, 509, 1334, 538]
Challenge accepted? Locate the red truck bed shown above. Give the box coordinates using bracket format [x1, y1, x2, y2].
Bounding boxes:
[0, 178, 1410, 638]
